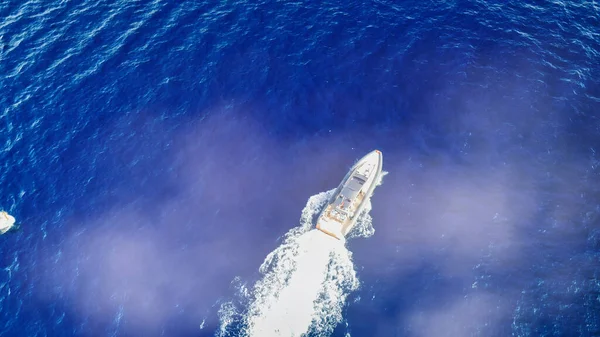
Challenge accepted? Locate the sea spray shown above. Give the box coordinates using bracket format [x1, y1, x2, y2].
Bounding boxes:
[216, 190, 334, 336]
[243, 230, 345, 336]
[218, 171, 387, 336]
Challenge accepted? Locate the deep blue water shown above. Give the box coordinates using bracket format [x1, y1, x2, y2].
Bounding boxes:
[1, 0, 599, 336]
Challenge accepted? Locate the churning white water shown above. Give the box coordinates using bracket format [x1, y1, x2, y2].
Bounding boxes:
[217, 173, 386, 337]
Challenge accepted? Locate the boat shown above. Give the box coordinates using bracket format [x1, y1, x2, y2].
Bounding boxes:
[0, 211, 16, 234]
[316, 150, 383, 240]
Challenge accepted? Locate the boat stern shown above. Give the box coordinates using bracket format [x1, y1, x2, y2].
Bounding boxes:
[316, 218, 344, 240]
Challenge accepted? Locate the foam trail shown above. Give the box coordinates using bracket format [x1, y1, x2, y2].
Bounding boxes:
[245, 230, 344, 336]
[218, 172, 386, 336]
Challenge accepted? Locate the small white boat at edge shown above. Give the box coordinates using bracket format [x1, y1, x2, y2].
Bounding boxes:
[316, 150, 383, 240]
[0, 211, 16, 234]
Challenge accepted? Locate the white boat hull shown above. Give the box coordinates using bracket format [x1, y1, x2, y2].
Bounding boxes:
[316, 150, 383, 240]
[0, 211, 15, 234]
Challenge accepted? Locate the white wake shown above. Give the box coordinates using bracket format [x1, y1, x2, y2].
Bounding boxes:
[217, 172, 386, 337]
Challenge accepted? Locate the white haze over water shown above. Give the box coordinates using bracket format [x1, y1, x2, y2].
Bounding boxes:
[217, 172, 387, 337]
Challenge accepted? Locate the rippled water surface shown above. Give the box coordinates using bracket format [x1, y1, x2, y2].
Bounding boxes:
[0, 0, 599, 336]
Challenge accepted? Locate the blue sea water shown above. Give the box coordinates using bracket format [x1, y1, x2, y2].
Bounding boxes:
[0, 0, 599, 336]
